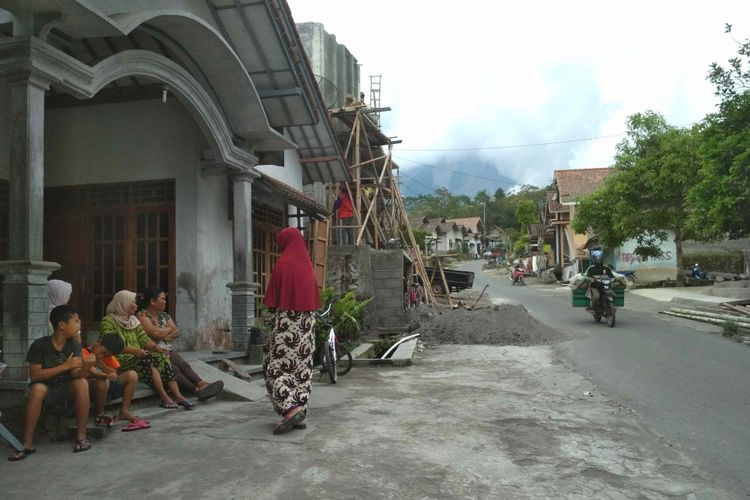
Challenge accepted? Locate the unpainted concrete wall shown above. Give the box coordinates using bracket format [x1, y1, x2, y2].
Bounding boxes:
[326, 246, 406, 330]
[296, 22, 360, 108]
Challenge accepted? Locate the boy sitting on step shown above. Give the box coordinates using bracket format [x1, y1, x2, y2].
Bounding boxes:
[8, 305, 94, 461]
[82, 334, 141, 427]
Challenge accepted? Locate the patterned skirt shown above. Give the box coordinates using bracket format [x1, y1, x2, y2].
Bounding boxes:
[263, 310, 316, 416]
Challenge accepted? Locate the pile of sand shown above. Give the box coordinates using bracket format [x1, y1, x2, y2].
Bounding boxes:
[407, 303, 563, 346]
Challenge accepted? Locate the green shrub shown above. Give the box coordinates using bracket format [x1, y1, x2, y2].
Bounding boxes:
[684, 251, 745, 274]
[317, 288, 373, 344]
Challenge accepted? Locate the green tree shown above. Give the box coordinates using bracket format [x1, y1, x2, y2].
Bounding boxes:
[572, 111, 700, 284]
[515, 198, 538, 232]
[688, 25, 750, 239]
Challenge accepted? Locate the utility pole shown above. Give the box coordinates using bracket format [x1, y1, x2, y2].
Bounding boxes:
[482, 202, 487, 254]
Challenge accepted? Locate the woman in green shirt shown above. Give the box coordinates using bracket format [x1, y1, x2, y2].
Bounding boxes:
[100, 290, 194, 410]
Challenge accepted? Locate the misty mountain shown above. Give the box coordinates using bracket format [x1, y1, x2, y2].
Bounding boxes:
[395, 153, 521, 197]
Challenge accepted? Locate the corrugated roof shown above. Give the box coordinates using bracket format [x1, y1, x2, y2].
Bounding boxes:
[554, 168, 614, 204]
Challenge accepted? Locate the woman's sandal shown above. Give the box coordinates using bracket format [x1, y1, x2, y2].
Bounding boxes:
[273, 407, 306, 435]
[159, 400, 179, 409]
[7, 448, 36, 461]
[177, 399, 195, 410]
[73, 438, 92, 453]
[122, 419, 151, 432]
[95, 414, 115, 427]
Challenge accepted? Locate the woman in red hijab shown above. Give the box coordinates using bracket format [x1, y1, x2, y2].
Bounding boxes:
[263, 227, 320, 434]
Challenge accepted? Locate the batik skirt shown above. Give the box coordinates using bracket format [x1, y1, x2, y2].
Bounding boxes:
[263, 309, 316, 416]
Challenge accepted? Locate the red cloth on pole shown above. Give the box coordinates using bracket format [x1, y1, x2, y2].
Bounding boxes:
[263, 227, 321, 312]
[337, 192, 353, 218]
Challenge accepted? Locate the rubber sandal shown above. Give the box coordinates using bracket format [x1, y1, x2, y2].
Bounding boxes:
[159, 401, 179, 409]
[73, 438, 92, 453]
[122, 420, 151, 432]
[177, 399, 195, 410]
[273, 408, 306, 435]
[95, 414, 115, 427]
[7, 448, 35, 461]
[196, 380, 224, 401]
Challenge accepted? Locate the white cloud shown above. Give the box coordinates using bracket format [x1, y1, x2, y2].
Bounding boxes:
[287, 0, 750, 192]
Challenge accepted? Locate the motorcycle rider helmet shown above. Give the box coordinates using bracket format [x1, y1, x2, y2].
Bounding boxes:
[591, 249, 603, 265]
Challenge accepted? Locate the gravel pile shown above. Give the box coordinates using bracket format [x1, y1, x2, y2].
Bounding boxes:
[407, 302, 564, 346]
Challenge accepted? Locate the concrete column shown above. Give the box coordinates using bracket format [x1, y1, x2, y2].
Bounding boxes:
[1, 70, 59, 381]
[226, 172, 259, 351]
[0, 261, 60, 381]
[8, 70, 48, 260]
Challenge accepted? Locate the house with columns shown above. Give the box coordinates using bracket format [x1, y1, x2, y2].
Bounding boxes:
[0, 0, 347, 382]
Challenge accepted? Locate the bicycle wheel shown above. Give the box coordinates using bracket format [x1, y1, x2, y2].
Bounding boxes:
[336, 344, 353, 376]
[326, 344, 338, 383]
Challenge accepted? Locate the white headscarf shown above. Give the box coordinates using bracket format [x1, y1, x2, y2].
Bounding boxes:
[105, 290, 142, 330]
[47, 280, 72, 311]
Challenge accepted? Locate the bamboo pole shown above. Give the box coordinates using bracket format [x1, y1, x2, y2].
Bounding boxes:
[660, 310, 750, 331]
[356, 153, 390, 246]
[668, 308, 750, 325]
[355, 111, 361, 224]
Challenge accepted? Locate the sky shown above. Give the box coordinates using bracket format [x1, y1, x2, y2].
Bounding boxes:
[286, 1, 750, 195]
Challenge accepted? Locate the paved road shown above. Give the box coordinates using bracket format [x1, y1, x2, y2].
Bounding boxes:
[460, 260, 750, 498]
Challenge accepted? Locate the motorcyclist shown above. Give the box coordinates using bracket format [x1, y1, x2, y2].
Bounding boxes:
[584, 250, 614, 311]
[691, 263, 701, 279]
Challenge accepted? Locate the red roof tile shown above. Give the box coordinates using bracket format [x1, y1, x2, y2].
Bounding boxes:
[554, 168, 614, 203]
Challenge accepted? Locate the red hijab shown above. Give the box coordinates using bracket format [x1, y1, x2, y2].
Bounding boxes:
[263, 227, 321, 312]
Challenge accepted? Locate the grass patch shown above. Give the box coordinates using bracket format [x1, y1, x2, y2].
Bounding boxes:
[372, 336, 398, 358]
[722, 320, 742, 338]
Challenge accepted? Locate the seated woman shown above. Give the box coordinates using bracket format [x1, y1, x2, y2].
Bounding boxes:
[100, 290, 194, 410]
[136, 286, 223, 401]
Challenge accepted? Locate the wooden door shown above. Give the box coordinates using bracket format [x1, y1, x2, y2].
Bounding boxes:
[310, 218, 329, 293]
[45, 207, 94, 323]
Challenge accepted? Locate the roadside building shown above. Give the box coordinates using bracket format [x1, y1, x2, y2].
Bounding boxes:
[447, 217, 484, 258]
[0, 1, 347, 381]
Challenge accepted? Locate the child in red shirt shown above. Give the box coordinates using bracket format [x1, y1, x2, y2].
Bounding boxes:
[83, 335, 140, 426]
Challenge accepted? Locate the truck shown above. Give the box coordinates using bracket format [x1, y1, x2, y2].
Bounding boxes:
[420, 266, 475, 295]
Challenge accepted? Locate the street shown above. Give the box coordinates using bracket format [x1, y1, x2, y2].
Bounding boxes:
[460, 259, 750, 497]
[0, 345, 730, 499]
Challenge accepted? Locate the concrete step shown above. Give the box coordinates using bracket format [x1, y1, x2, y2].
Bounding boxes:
[188, 360, 268, 402]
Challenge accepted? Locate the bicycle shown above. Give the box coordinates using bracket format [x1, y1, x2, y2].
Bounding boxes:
[316, 302, 353, 384]
[404, 275, 424, 309]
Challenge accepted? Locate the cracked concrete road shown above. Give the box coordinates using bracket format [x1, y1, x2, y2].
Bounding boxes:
[0, 345, 731, 499]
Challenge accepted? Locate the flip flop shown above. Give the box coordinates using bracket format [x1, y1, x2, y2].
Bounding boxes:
[196, 380, 224, 401]
[95, 414, 115, 427]
[122, 420, 151, 432]
[177, 399, 195, 410]
[73, 438, 92, 453]
[159, 401, 179, 409]
[273, 408, 306, 435]
[7, 448, 36, 461]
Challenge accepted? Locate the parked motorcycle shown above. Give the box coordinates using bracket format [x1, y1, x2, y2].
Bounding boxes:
[510, 266, 526, 286]
[587, 275, 616, 327]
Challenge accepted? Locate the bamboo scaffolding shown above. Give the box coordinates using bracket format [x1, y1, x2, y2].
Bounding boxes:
[330, 105, 435, 304]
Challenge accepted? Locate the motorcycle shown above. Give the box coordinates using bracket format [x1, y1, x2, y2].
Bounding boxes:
[586, 275, 616, 327]
[509, 266, 526, 286]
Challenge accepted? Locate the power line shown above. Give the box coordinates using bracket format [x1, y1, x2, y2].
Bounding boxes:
[395, 155, 520, 187]
[398, 171, 435, 193]
[393, 121, 699, 152]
